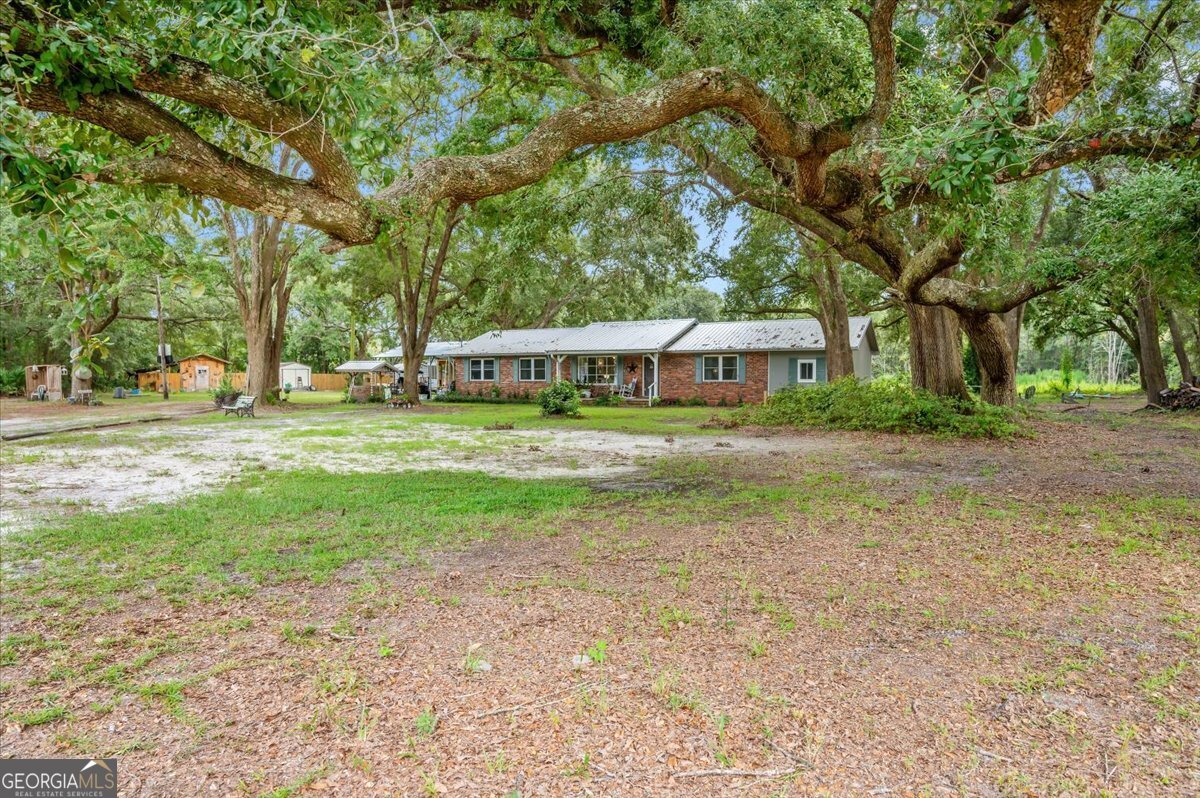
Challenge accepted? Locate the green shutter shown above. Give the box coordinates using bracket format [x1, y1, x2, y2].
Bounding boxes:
[545, 357, 552, 382]
[815, 356, 827, 384]
[695, 355, 703, 383]
[615, 355, 624, 384]
[737, 354, 746, 384]
[493, 358, 500, 383]
[787, 358, 798, 385]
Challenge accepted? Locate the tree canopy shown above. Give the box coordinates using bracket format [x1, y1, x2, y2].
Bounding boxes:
[2, 0, 1199, 402]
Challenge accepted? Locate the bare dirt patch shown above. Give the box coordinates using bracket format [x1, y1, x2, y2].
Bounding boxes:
[1, 408, 1196, 796]
[0, 411, 845, 533]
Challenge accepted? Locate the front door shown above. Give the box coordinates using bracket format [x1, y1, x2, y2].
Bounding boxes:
[195, 366, 210, 390]
[642, 356, 656, 398]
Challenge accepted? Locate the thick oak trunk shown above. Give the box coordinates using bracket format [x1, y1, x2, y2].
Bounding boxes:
[244, 322, 280, 400]
[814, 259, 855, 381]
[961, 312, 1017, 407]
[403, 348, 424, 404]
[1002, 303, 1024, 371]
[394, 305, 432, 405]
[905, 302, 970, 400]
[1134, 277, 1169, 403]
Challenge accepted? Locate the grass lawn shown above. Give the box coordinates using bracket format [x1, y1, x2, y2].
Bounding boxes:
[1, 402, 1196, 796]
[413, 401, 731, 434]
[284, 390, 347, 405]
[7, 471, 592, 603]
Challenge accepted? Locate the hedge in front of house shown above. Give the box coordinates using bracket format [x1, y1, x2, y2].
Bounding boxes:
[434, 389, 537, 405]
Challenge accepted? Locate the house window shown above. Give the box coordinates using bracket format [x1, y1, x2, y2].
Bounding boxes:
[702, 354, 739, 382]
[578, 356, 616, 384]
[518, 357, 548, 382]
[469, 358, 495, 381]
[795, 359, 816, 383]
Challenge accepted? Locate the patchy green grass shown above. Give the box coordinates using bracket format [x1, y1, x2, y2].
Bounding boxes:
[7, 470, 593, 607]
[284, 390, 347, 405]
[412, 402, 731, 435]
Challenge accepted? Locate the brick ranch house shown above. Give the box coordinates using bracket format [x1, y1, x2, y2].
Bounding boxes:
[447, 317, 877, 405]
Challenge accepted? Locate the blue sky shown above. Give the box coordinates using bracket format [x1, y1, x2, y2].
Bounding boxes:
[689, 204, 739, 296]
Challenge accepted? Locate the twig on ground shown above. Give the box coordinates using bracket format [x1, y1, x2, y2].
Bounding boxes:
[975, 748, 1014, 763]
[673, 767, 799, 779]
[764, 738, 814, 770]
[473, 680, 631, 718]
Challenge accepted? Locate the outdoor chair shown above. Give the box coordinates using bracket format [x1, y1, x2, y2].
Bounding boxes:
[616, 378, 638, 400]
[223, 395, 257, 418]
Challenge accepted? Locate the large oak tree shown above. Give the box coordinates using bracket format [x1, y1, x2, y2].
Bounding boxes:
[4, 0, 1198, 404]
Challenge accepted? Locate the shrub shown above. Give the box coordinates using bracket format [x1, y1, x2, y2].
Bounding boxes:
[537, 380, 582, 417]
[737, 377, 1020, 439]
[0, 366, 24, 396]
[209, 374, 240, 407]
[1059, 350, 1075, 391]
[433, 390, 534, 405]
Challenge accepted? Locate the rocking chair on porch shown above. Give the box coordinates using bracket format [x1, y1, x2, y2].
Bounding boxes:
[615, 377, 638, 400]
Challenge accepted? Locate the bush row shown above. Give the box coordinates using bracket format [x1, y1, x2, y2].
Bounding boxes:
[434, 388, 538, 404]
[737, 377, 1020, 438]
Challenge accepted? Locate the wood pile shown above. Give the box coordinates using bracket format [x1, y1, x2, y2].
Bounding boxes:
[1156, 384, 1200, 410]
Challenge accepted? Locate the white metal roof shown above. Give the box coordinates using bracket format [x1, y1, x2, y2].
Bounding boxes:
[666, 317, 877, 353]
[375, 341, 467, 359]
[549, 319, 696, 354]
[333, 360, 399, 373]
[455, 328, 583, 357]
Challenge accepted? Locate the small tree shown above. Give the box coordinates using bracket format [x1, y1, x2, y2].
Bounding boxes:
[1059, 349, 1075, 392]
[538, 381, 581, 417]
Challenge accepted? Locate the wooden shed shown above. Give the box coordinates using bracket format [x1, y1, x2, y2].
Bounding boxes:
[25, 364, 64, 400]
[178, 353, 230, 392]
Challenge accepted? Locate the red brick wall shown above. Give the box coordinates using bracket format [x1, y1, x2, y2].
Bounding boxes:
[658, 352, 770, 406]
[454, 356, 567, 396]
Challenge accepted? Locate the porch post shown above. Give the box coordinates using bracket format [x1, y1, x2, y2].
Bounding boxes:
[652, 353, 660, 399]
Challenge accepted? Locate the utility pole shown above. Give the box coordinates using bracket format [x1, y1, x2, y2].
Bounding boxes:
[155, 275, 170, 400]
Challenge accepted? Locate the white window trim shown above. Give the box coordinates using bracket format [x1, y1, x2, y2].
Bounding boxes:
[795, 358, 817, 384]
[578, 355, 617, 384]
[702, 354, 739, 383]
[517, 357, 548, 382]
[468, 358, 495, 382]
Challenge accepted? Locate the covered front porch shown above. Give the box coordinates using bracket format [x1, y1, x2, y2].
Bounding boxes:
[547, 319, 696, 404]
[552, 352, 660, 402]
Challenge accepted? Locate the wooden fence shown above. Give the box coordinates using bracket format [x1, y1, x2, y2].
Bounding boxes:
[225, 372, 348, 392]
[137, 371, 348, 393]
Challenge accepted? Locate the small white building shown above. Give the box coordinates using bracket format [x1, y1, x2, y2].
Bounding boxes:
[376, 341, 466, 392]
[279, 361, 313, 390]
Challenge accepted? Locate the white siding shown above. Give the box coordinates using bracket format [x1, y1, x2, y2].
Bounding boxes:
[853, 344, 873, 380]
